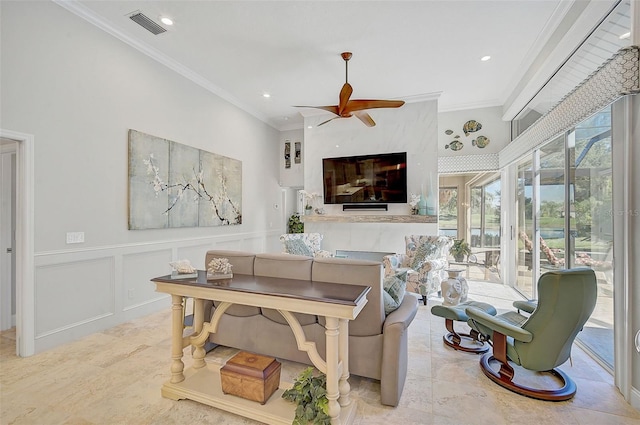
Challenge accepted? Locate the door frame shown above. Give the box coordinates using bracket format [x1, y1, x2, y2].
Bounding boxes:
[0, 129, 35, 357]
[1, 142, 16, 330]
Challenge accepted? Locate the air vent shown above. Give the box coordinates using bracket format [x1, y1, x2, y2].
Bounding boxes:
[129, 12, 166, 35]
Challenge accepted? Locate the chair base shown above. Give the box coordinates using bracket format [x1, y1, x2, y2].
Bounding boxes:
[442, 318, 489, 353]
[479, 353, 577, 401]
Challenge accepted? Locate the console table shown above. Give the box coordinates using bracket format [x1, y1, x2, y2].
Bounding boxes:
[151, 274, 370, 425]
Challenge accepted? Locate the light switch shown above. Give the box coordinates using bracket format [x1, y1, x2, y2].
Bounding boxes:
[66, 232, 85, 244]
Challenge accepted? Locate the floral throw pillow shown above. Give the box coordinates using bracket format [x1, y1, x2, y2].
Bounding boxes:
[383, 270, 407, 315]
[284, 238, 314, 257]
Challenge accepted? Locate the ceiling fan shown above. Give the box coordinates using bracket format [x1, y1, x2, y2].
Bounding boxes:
[297, 52, 405, 127]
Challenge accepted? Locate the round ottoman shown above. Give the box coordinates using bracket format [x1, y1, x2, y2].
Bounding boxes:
[431, 301, 497, 353]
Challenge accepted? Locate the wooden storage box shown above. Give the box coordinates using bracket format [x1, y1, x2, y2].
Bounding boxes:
[220, 351, 281, 405]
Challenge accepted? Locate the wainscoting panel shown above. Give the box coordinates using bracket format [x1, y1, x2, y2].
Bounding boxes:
[177, 244, 212, 270]
[31, 231, 279, 353]
[122, 249, 173, 310]
[34, 257, 114, 337]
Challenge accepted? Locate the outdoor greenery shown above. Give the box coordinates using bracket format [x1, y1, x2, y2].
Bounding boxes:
[288, 213, 304, 233]
[450, 239, 472, 261]
[282, 367, 330, 425]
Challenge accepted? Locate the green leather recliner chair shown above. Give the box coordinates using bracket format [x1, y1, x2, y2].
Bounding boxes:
[466, 268, 597, 401]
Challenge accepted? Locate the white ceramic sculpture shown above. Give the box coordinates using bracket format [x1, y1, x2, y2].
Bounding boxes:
[441, 269, 469, 306]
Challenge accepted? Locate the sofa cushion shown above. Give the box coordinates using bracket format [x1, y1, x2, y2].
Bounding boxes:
[205, 250, 256, 275]
[283, 238, 314, 257]
[383, 271, 407, 315]
[206, 250, 260, 316]
[254, 253, 313, 280]
[312, 257, 385, 337]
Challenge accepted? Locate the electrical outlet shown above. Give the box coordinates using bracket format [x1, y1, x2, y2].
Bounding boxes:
[66, 232, 85, 244]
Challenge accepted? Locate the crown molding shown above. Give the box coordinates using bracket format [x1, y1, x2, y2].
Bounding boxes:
[52, 0, 278, 130]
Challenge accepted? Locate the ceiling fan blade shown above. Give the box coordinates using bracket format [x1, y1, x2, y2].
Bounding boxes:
[344, 99, 405, 113]
[294, 105, 339, 115]
[317, 116, 342, 127]
[338, 83, 353, 115]
[354, 111, 376, 127]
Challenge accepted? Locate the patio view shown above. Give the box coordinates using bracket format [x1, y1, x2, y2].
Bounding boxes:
[439, 105, 614, 370]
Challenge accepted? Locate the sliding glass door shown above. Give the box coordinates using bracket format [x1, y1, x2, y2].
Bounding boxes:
[515, 158, 534, 298]
[570, 107, 614, 368]
[511, 106, 614, 369]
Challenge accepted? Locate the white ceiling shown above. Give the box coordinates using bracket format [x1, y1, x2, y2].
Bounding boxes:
[55, 0, 625, 131]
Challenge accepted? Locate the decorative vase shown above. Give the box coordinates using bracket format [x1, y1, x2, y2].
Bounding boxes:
[441, 269, 469, 306]
[417, 195, 427, 216]
[425, 190, 436, 215]
[305, 207, 313, 215]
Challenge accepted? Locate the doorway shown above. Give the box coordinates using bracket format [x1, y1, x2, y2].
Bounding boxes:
[1, 141, 17, 331]
[0, 129, 35, 357]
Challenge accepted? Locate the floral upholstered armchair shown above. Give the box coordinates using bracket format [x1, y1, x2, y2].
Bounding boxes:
[279, 233, 333, 258]
[383, 235, 453, 304]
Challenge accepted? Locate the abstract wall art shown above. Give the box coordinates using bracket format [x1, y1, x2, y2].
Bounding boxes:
[128, 130, 242, 230]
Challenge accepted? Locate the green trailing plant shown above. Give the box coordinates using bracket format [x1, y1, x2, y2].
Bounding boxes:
[288, 213, 304, 233]
[450, 239, 472, 262]
[281, 367, 330, 425]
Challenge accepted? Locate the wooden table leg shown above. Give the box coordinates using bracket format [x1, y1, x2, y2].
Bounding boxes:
[192, 298, 206, 369]
[338, 318, 351, 407]
[170, 294, 185, 383]
[325, 317, 342, 425]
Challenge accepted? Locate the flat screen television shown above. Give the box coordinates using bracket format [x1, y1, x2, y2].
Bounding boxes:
[322, 152, 407, 204]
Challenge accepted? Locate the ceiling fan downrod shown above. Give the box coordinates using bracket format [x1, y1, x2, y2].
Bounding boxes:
[341, 52, 352, 83]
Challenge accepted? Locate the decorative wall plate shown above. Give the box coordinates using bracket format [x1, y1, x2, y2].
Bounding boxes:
[445, 140, 464, 151]
[463, 120, 482, 136]
[472, 135, 490, 148]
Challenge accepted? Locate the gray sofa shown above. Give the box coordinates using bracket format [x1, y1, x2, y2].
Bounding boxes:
[204, 250, 418, 407]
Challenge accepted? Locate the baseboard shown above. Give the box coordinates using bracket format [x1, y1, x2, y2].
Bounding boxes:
[631, 385, 640, 412]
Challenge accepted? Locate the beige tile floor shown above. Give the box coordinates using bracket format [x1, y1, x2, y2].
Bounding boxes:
[1, 281, 639, 425]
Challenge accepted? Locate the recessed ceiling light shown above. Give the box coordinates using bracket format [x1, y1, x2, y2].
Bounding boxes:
[262, 93, 271, 98]
[307, 125, 313, 129]
[160, 16, 173, 26]
[481, 55, 491, 62]
[619, 32, 631, 40]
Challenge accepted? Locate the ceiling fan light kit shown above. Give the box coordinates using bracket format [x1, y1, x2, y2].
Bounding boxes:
[297, 52, 405, 127]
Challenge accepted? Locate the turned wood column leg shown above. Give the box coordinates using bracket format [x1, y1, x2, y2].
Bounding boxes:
[170, 294, 185, 383]
[338, 318, 351, 407]
[192, 298, 206, 369]
[325, 317, 342, 425]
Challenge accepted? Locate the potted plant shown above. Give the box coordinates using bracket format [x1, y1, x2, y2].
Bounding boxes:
[300, 190, 319, 215]
[450, 239, 471, 262]
[282, 367, 330, 425]
[288, 213, 304, 233]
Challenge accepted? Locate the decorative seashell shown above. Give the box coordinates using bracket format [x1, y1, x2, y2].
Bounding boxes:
[463, 120, 482, 136]
[207, 258, 233, 275]
[445, 129, 453, 135]
[169, 259, 196, 274]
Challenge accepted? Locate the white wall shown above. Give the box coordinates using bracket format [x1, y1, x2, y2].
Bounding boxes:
[438, 106, 510, 157]
[302, 101, 439, 253]
[279, 129, 304, 188]
[1, 2, 283, 352]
